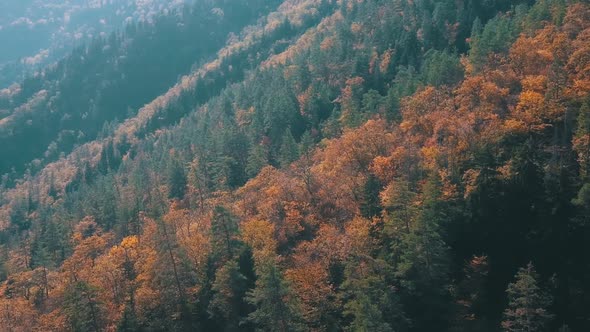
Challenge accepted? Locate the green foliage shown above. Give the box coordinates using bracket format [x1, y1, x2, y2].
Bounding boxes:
[247, 262, 303, 332]
[469, 8, 525, 70]
[246, 143, 269, 178]
[2, 1, 590, 331]
[209, 259, 252, 331]
[168, 159, 187, 200]
[524, 0, 567, 30]
[360, 174, 383, 219]
[421, 50, 464, 87]
[394, 176, 452, 331]
[501, 263, 553, 332]
[63, 281, 105, 332]
[341, 258, 408, 332]
[210, 206, 241, 263]
[279, 129, 299, 168]
[574, 101, 590, 181]
[116, 305, 140, 332]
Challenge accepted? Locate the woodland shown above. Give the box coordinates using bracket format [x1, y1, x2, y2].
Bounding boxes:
[0, 0, 589, 331]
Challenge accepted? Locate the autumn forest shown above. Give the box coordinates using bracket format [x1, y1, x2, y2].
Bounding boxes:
[0, 0, 590, 331]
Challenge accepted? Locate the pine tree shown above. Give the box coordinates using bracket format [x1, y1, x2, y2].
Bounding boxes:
[298, 131, 315, 158]
[572, 101, 590, 224]
[573, 102, 590, 187]
[360, 174, 382, 219]
[209, 259, 251, 331]
[116, 304, 139, 332]
[421, 50, 464, 87]
[247, 261, 302, 332]
[279, 129, 299, 168]
[341, 257, 407, 332]
[394, 175, 451, 331]
[502, 263, 553, 332]
[63, 281, 104, 332]
[168, 159, 187, 200]
[246, 143, 269, 178]
[210, 206, 240, 263]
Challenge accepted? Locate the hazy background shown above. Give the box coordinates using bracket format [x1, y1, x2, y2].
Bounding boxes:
[0, 0, 189, 88]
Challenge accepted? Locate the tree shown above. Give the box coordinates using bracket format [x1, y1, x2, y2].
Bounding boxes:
[573, 101, 590, 225]
[574, 101, 590, 182]
[393, 176, 452, 331]
[360, 174, 382, 219]
[246, 143, 269, 178]
[242, 219, 302, 331]
[63, 281, 104, 332]
[246, 262, 303, 332]
[501, 263, 553, 332]
[168, 159, 187, 200]
[341, 258, 406, 332]
[279, 129, 299, 168]
[139, 215, 196, 330]
[209, 259, 252, 331]
[210, 206, 240, 264]
[421, 50, 464, 87]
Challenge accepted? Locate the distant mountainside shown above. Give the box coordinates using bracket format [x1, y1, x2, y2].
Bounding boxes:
[0, 0, 281, 179]
[1, 0, 590, 331]
[0, 0, 192, 88]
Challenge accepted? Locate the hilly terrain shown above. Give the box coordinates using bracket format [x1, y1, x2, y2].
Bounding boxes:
[0, 0, 195, 88]
[1, 0, 590, 331]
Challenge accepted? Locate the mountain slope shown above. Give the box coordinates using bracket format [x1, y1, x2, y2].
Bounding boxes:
[0, 0, 283, 179]
[1, 0, 590, 331]
[0, 0, 196, 88]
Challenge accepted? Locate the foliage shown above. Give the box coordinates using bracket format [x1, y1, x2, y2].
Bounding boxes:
[0, 1, 589, 331]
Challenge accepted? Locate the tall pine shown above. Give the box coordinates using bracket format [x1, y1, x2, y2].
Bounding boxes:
[501, 263, 553, 332]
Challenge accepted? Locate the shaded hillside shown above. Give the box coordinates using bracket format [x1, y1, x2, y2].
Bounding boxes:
[0, 0, 197, 88]
[0, 0, 283, 179]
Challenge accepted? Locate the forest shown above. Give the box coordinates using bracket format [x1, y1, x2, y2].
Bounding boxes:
[0, 0, 589, 331]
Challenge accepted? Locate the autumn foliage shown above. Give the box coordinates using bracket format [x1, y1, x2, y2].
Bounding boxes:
[0, 0, 589, 331]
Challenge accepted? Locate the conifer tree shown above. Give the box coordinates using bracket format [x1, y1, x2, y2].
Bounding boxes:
[341, 257, 407, 332]
[394, 175, 451, 331]
[63, 281, 104, 332]
[168, 159, 187, 200]
[279, 129, 299, 168]
[209, 259, 251, 331]
[247, 262, 302, 332]
[573, 102, 590, 191]
[210, 206, 240, 264]
[501, 263, 553, 332]
[246, 143, 269, 178]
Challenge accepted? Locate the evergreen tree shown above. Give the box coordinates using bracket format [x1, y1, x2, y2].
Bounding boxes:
[501, 263, 553, 332]
[168, 159, 187, 200]
[394, 176, 451, 331]
[210, 206, 240, 263]
[279, 129, 299, 168]
[298, 131, 316, 158]
[246, 143, 269, 178]
[247, 262, 302, 332]
[360, 174, 382, 219]
[63, 281, 104, 332]
[209, 259, 251, 331]
[361, 90, 383, 117]
[341, 257, 407, 332]
[421, 50, 464, 87]
[573, 101, 590, 183]
[116, 305, 140, 332]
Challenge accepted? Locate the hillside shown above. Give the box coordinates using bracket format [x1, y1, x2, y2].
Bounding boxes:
[0, 0, 196, 88]
[0, 0, 283, 179]
[1, 0, 590, 331]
